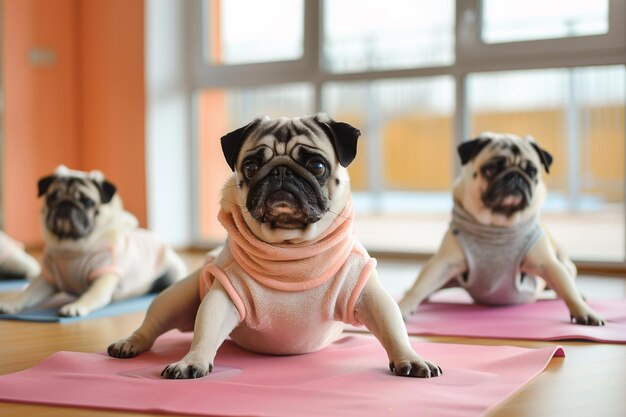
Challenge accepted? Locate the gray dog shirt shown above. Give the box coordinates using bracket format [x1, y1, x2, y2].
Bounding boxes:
[449, 203, 544, 305]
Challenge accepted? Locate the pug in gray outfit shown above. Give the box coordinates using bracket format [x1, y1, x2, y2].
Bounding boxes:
[398, 132, 605, 326]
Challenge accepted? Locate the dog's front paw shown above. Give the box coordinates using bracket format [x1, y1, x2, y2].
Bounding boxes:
[389, 354, 442, 378]
[58, 302, 91, 317]
[108, 337, 149, 359]
[570, 307, 606, 326]
[0, 300, 24, 314]
[161, 357, 213, 379]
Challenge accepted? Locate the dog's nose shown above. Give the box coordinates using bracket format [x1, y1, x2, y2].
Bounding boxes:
[270, 166, 293, 179]
[504, 171, 527, 186]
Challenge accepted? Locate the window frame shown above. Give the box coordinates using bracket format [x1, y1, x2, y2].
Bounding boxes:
[186, 0, 626, 269]
[459, 0, 626, 62]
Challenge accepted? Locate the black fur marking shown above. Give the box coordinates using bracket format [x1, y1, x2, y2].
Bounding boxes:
[511, 144, 520, 155]
[530, 142, 553, 173]
[481, 170, 533, 217]
[274, 124, 292, 143]
[67, 177, 87, 188]
[95, 180, 117, 204]
[221, 119, 263, 171]
[312, 116, 360, 167]
[457, 138, 492, 165]
[37, 175, 57, 197]
[257, 120, 283, 141]
[245, 161, 328, 227]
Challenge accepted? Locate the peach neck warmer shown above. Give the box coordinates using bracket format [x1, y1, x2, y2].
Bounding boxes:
[220, 199, 357, 292]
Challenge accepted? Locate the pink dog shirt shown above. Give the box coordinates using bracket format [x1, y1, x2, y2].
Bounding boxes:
[200, 199, 376, 355]
[42, 229, 169, 300]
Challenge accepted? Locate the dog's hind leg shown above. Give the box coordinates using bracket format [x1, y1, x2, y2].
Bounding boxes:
[149, 249, 189, 293]
[107, 269, 202, 358]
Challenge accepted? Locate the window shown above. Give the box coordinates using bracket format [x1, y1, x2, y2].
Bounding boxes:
[323, 77, 455, 196]
[468, 66, 625, 261]
[188, 0, 626, 266]
[204, 0, 304, 65]
[323, 0, 454, 72]
[481, 0, 609, 43]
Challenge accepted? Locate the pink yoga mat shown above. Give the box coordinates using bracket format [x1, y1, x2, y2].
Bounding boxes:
[0, 331, 563, 417]
[393, 295, 626, 343]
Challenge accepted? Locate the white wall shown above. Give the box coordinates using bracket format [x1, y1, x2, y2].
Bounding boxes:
[145, 0, 192, 247]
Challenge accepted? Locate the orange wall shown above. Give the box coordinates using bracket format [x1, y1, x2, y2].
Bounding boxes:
[2, 0, 145, 246]
[79, 0, 146, 227]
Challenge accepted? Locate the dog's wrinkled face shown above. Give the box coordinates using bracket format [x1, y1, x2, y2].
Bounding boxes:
[458, 132, 553, 219]
[38, 169, 116, 240]
[220, 114, 360, 242]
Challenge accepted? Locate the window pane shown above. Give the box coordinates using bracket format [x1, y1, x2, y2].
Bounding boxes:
[322, 77, 455, 253]
[468, 66, 625, 262]
[482, 0, 609, 43]
[323, 77, 455, 195]
[196, 84, 314, 242]
[323, 0, 454, 72]
[205, 0, 304, 65]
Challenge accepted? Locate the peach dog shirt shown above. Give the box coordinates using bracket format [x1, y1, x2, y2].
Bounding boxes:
[200, 199, 376, 355]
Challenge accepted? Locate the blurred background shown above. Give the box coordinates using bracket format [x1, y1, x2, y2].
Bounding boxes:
[1, 0, 625, 270]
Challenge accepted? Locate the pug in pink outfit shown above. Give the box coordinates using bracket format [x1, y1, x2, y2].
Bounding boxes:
[0, 166, 187, 317]
[108, 114, 442, 379]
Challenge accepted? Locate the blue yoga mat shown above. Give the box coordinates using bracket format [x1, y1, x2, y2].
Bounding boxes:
[0, 279, 29, 292]
[0, 293, 155, 323]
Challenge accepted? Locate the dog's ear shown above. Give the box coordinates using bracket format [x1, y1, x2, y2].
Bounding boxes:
[530, 142, 553, 174]
[220, 119, 263, 171]
[314, 115, 361, 167]
[37, 175, 56, 197]
[457, 138, 492, 165]
[94, 180, 117, 204]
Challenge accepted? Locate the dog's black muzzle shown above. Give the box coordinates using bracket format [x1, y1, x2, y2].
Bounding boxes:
[247, 163, 327, 227]
[46, 200, 94, 239]
[482, 170, 533, 217]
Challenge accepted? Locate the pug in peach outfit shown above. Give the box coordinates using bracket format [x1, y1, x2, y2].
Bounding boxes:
[108, 114, 442, 379]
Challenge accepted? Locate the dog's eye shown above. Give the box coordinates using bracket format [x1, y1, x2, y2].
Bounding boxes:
[524, 164, 537, 178]
[242, 161, 259, 179]
[46, 191, 58, 205]
[482, 165, 498, 179]
[306, 160, 326, 177]
[80, 195, 95, 208]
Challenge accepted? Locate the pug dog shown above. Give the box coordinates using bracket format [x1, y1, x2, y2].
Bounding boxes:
[398, 132, 605, 326]
[0, 231, 41, 280]
[108, 114, 442, 379]
[0, 165, 187, 317]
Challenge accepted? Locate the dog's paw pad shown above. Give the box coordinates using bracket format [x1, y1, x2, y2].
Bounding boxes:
[389, 359, 442, 378]
[161, 361, 213, 379]
[108, 340, 141, 358]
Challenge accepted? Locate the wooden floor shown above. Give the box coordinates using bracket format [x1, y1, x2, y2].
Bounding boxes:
[1, 254, 625, 417]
